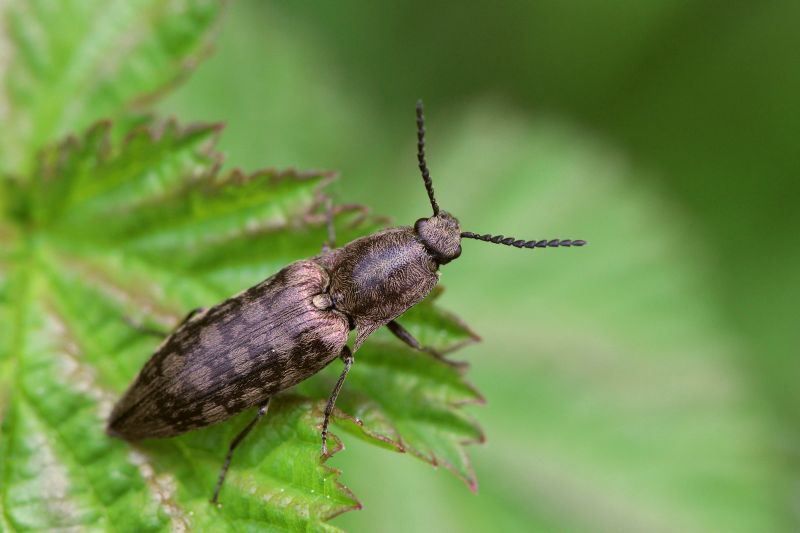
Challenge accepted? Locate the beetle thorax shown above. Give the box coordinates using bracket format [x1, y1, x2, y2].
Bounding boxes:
[323, 227, 440, 329]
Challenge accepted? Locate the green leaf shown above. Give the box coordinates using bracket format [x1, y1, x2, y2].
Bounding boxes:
[0, 121, 483, 531]
[0, 0, 223, 177]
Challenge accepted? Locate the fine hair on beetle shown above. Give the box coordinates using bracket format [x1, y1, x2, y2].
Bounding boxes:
[107, 101, 587, 504]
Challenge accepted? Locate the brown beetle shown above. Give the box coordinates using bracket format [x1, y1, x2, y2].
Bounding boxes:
[107, 102, 586, 503]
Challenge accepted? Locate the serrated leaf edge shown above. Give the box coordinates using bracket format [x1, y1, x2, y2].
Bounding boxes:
[330, 344, 487, 492]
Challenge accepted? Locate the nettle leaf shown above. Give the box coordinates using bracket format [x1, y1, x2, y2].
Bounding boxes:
[0, 0, 223, 176]
[0, 122, 483, 531]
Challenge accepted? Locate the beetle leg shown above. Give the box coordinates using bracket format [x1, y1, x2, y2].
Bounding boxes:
[122, 316, 169, 338]
[180, 307, 207, 324]
[211, 398, 271, 504]
[320, 346, 353, 456]
[386, 320, 466, 369]
[123, 307, 206, 338]
[321, 196, 336, 253]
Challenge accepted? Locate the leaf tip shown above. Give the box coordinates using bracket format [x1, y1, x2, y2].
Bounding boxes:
[469, 388, 488, 406]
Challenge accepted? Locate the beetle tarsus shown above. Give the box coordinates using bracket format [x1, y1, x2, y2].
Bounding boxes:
[321, 347, 354, 457]
[125, 307, 208, 339]
[211, 399, 271, 504]
[181, 307, 207, 324]
[122, 316, 168, 338]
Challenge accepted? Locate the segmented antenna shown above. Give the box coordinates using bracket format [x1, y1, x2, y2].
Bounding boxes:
[416, 100, 440, 216]
[461, 232, 587, 249]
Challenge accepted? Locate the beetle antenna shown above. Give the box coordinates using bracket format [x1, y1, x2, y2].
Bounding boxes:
[461, 232, 587, 249]
[416, 100, 440, 216]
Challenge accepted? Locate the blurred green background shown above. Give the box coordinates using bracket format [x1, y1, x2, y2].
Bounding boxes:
[159, 2, 799, 531]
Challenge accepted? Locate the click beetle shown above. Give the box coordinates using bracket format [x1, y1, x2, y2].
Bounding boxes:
[107, 101, 587, 503]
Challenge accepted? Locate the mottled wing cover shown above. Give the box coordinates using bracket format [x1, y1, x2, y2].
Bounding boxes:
[108, 260, 350, 439]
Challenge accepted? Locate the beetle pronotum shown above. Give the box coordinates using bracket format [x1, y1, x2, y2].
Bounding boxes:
[108, 102, 586, 503]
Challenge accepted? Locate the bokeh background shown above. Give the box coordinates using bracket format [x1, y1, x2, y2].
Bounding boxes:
[159, 2, 799, 531]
